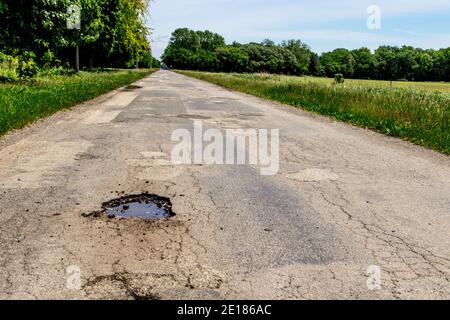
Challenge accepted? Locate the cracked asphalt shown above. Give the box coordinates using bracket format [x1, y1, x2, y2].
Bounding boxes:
[0, 70, 449, 299]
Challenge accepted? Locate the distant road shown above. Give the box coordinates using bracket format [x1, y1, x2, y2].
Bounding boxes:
[0, 70, 449, 299]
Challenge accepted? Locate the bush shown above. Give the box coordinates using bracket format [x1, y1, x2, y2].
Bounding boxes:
[334, 73, 345, 84]
[17, 51, 39, 79]
[0, 52, 19, 82]
[41, 49, 60, 69]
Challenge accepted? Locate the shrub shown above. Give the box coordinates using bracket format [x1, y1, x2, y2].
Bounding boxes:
[41, 49, 60, 69]
[17, 51, 39, 79]
[334, 73, 345, 84]
[0, 52, 19, 82]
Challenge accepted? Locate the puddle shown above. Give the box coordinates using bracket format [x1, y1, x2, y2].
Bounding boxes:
[100, 193, 175, 220]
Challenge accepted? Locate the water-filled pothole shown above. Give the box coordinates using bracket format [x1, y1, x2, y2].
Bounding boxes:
[101, 193, 175, 220]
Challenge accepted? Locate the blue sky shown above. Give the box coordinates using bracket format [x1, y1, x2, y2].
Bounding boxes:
[147, 0, 450, 58]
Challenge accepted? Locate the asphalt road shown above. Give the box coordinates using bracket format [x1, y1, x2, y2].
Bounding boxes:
[0, 70, 449, 299]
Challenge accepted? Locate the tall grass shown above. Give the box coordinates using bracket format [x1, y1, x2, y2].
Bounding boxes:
[178, 71, 450, 154]
[252, 73, 450, 94]
[0, 69, 155, 135]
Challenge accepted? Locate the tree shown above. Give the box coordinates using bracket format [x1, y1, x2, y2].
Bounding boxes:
[351, 48, 375, 79]
[166, 28, 200, 52]
[0, 0, 72, 55]
[282, 40, 313, 75]
[162, 28, 224, 70]
[191, 49, 219, 71]
[215, 46, 249, 72]
[374, 46, 400, 81]
[241, 43, 298, 74]
[0, 0, 153, 69]
[320, 48, 355, 78]
[395, 46, 419, 80]
[161, 27, 450, 82]
[308, 53, 324, 76]
[197, 30, 225, 51]
[414, 49, 434, 81]
[433, 48, 450, 81]
[92, 0, 151, 67]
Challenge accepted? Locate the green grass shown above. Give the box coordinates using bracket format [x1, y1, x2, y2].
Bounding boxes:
[271, 74, 450, 94]
[0, 69, 155, 135]
[178, 71, 450, 155]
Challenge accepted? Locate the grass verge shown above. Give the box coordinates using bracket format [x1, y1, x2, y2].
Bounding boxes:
[0, 69, 155, 136]
[178, 71, 450, 155]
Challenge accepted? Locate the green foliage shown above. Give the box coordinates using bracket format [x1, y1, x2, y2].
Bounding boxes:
[0, 0, 72, 55]
[162, 28, 224, 70]
[197, 30, 226, 51]
[163, 28, 450, 82]
[215, 47, 249, 72]
[241, 43, 298, 74]
[0, 52, 19, 81]
[0, 51, 40, 80]
[179, 71, 450, 155]
[41, 49, 61, 69]
[308, 53, 324, 76]
[351, 48, 375, 79]
[0, 0, 158, 74]
[334, 73, 344, 84]
[17, 51, 39, 79]
[137, 51, 160, 68]
[321, 48, 355, 78]
[281, 40, 313, 75]
[162, 28, 303, 75]
[192, 49, 219, 71]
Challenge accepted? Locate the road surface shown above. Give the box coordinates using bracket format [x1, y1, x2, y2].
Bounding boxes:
[0, 70, 449, 299]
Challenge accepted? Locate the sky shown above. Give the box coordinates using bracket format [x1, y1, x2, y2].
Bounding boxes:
[147, 0, 450, 58]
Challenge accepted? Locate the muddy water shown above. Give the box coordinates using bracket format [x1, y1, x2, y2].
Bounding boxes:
[102, 193, 175, 220]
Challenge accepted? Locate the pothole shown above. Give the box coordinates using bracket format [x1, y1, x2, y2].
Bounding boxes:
[88, 193, 176, 220]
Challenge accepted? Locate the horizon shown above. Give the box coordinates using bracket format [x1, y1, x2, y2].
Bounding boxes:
[147, 0, 450, 58]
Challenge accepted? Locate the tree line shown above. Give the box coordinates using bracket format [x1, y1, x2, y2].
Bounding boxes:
[0, 0, 159, 80]
[162, 28, 450, 82]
